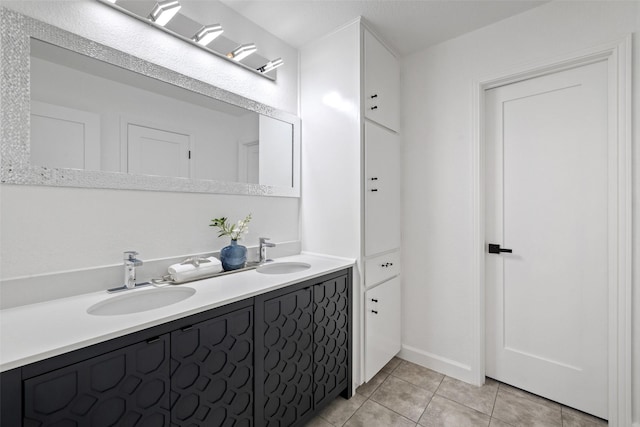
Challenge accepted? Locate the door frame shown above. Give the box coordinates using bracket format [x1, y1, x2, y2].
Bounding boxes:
[470, 36, 632, 426]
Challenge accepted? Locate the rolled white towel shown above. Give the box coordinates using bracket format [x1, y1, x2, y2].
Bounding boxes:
[168, 256, 222, 283]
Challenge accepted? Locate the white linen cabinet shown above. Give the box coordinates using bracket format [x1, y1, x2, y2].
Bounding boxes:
[301, 19, 401, 388]
[362, 32, 401, 382]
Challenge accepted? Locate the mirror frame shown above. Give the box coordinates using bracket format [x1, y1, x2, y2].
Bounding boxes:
[0, 8, 300, 197]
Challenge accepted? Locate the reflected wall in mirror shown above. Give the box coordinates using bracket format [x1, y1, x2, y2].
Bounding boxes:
[1, 8, 300, 196]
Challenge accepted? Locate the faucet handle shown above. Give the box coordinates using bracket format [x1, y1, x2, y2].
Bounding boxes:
[124, 251, 139, 261]
[259, 237, 270, 244]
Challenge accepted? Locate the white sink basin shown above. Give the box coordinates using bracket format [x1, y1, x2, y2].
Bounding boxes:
[256, 262, 311, 275]
[88, 287, 196, 316]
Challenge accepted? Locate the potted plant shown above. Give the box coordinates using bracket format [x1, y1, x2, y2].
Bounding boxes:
[210, 214, 252, 271]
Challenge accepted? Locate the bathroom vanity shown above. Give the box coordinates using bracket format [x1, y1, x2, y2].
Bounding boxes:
[0, 9, 352, 426]
[0, 255, 353, 427]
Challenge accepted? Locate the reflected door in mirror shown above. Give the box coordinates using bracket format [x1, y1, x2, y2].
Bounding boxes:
[259, 116, 293, 187]
[30, 101, 100, 170]
[126, 124, 191, 178]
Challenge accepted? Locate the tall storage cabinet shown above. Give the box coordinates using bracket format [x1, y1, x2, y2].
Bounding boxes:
[301, 19, 401, 388]
[362, 31, 402, 382]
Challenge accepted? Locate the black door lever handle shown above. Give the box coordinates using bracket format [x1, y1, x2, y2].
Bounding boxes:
[488, 243, 513, 254]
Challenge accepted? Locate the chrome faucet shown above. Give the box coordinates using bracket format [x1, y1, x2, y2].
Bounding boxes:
[259, 238, 276, 263]
[124, 251, 143, 289]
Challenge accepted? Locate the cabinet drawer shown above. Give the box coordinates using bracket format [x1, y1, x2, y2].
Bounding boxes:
[365, 251, 400, 288]
[364, 277, 401, 382]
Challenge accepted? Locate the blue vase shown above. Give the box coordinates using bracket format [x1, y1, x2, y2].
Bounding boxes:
[220, 239, 247, 271]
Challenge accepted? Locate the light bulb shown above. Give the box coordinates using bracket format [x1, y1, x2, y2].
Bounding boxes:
[192, 24, 223, 46]
[227, 43, 257, 61]
[149, 0, 181, 26]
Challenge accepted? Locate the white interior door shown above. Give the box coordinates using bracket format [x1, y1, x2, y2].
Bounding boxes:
[238, 140, 259, 184]
[485, 60, 608, 419]
[30, 101, 100, 170]
[127, 124, 190, 178]
[259, 115, 293, 187]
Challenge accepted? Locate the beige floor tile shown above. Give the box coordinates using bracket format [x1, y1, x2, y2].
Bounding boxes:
[381, 356, 403, 374]
[392, 361, 445, 392]
[489, 418, 514, 427]
[318, 393, 367, 426]
[436, 376, 499, 415]
[492, 388, 562, 426]
[418, 395, 490, 427]
[498, 383, 561, 412]
[356, 370, 390, 398]
[305, 415, 335, 427]
[371, 375, 433, 421]
[561, 406, 607, 427]
[343, 399, 417, 427]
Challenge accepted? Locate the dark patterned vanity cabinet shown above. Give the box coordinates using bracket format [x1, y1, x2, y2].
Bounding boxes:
[255, 272, 351, 427]
[171, 305, 254, 426]
[23, 335, 171, 426]
[259, 287, 315, 426]
[0, 268, 352, 427]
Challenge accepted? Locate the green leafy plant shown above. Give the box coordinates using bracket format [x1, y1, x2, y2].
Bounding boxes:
[210, 213, 252, 241]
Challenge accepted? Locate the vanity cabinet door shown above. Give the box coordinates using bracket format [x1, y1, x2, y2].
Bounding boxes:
[170, 305, 254, 427]
[313, 275, 350, 407]
[364, 29, 400, 132]
[260, 287, 314, 427]
[23, 335, 171, 426]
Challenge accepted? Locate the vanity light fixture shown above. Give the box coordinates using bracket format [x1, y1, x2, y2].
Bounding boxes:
[149, 0, 181, 26]
[258, 57, 284, 73]
[227, 43, 257, 61]
[192, 24, 224, 46]
[96, 0, 281, 80]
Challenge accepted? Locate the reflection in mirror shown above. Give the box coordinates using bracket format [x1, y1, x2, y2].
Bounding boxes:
[29, 39, 294, 188]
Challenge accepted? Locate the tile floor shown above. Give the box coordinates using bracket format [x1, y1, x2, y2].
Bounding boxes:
[305, 357, 607, 427]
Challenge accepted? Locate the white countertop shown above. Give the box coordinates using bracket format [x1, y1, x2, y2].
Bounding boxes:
[0, 253, 354, 372]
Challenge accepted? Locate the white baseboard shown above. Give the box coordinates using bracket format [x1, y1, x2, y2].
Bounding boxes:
[399, 344, 478, 385]
[632, 422, 639, 427]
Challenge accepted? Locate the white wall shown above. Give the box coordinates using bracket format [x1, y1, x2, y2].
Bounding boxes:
[400, 0, 639, 423]
[0, 1, 300, 303]
[300, 20, 363, 389]
[300, 21, 361, 260]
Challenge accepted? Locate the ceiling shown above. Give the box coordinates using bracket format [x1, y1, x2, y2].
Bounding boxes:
[218, 0, 549, 57]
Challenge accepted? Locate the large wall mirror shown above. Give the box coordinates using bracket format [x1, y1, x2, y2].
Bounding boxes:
[0, 8, 300, 197]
